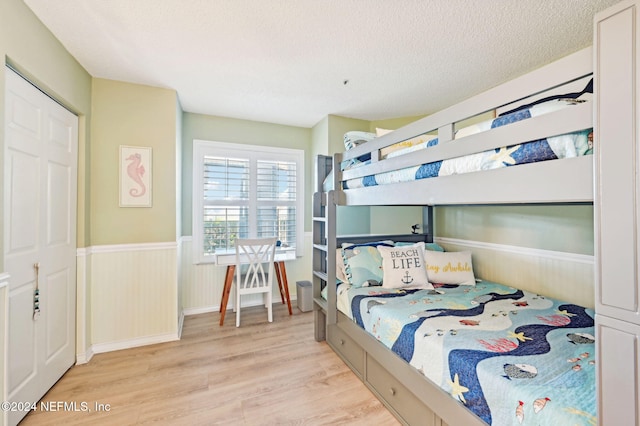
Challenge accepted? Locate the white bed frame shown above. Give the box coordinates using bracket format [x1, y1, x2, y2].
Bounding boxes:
[312, 47, 595, 426]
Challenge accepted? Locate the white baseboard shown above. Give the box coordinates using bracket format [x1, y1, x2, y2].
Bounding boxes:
[90, 331, 180, 355]
[77, 316, 185, 363]
[177, 311, 185, 339]
[183, 297, 299, 317]
[183, 306, 217, 316]
[75, 347, 94, 365]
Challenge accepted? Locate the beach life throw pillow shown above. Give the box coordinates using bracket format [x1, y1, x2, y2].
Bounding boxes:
[378, 243, 432, 290]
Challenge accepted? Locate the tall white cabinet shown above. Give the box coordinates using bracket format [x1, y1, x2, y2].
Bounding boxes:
[594, 1, 640, 424]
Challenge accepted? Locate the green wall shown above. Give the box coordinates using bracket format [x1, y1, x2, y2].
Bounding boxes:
[90, 78, 178, 244]
[181, 112, 312, 235]
[369, 115, 426, 133]
[175, 101, 183, 240]
[311, 116, 329, 192]
[0, 0, 92, 269]
[327, 114, 369, 155]
[436, 204, 594, 255]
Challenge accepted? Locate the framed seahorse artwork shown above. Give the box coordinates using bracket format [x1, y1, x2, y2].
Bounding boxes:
[119, 145, 152, 207]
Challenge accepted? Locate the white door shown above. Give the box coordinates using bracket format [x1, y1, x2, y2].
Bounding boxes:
[3, 67, 78, 426]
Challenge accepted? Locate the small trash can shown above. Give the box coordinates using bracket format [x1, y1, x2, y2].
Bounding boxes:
[296, 280, 313, 312]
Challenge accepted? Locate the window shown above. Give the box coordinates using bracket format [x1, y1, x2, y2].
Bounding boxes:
[193, 140, 304, 263]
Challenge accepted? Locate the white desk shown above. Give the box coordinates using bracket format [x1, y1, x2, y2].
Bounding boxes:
[216, 248, 296, 326]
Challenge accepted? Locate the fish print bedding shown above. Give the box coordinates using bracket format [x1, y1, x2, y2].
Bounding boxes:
[340, 98, 593, 190]
[346, 280, 596, 425]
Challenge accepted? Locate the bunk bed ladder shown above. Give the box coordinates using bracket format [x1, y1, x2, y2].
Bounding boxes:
[312, 155, 337, 341]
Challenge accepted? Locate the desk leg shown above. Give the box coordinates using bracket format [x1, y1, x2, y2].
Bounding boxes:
[274, 261, 292, 315]
[274, 263, 285, 305]
[219, 265, 236, 326]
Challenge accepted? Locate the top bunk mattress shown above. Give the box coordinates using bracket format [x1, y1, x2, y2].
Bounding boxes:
[325, 93, 593, 192]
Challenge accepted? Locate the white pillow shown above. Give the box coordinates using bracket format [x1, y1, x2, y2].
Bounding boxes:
[343, 131, 376, 151]
[424, 250, 476, 285]
[378, 243, 432, 290]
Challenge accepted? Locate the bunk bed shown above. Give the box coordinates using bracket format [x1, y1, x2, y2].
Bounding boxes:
[311, 47, 597, 426]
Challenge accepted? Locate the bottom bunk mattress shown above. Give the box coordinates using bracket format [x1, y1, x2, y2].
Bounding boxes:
[341, 281, 596, 426]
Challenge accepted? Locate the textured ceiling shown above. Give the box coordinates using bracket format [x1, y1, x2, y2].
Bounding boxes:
[25, 0, 619, 128]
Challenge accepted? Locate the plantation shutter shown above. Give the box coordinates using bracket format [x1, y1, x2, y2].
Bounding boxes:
[194, 140, 303, 262]
[256, 159, 297, 247]
[202, 156, 249, 253]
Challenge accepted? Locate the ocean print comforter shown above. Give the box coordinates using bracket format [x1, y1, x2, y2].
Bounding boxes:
[342, 99, 592, 190]
[347, 281, 596, 425]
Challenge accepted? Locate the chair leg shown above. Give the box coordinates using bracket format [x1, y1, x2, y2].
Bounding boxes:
[236, 287, 241, 327]
[267, 291, 273, 323]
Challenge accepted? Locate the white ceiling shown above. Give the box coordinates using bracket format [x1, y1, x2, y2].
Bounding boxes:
[25, 0, 619, 128]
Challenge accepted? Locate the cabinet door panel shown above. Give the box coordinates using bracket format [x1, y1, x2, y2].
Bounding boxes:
[595, 1, 640, 324]
[596, 315, 640, 426]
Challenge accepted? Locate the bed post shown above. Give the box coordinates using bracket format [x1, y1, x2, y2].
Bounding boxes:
[325, 190, 338, 326]
[422, 206, 434, 242]
[326, 154, 343, 327]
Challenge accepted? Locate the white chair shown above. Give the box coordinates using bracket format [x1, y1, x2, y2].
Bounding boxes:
[234, 237, 277, 327]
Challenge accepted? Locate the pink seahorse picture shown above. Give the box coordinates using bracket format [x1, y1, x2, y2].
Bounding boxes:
[120, 145, 152, 207]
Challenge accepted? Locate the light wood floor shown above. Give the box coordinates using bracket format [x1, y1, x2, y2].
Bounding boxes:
[21, 305, 400, 425]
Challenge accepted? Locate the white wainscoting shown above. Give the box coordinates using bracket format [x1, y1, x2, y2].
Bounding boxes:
[75, 250, 91, 364]
[73, 236, 312, 362]
[180, 234, 312, 316]
[77, 243, 180, 360]
[435, 237, 595, 309]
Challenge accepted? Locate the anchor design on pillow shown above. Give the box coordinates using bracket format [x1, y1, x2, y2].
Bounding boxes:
[401, 271, 413, 285]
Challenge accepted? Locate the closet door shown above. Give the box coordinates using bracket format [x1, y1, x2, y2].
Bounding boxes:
[3, 68, 78, 425]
